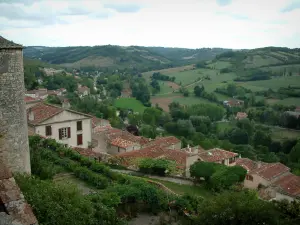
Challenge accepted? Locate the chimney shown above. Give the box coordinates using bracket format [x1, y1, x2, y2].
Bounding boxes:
[28, 108, 34, 121]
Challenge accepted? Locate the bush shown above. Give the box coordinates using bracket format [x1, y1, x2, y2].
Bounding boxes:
[138, 158, 176, 176]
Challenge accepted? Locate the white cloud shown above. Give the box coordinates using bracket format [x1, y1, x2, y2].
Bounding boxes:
[0, 0, 299, 49]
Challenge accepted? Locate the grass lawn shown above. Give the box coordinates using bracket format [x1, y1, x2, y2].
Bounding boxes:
[114, 98, 147, 113]
[216, 122, 236, 133]
[271, 127, 300, 141]
[158, 81, 175, 94]
[207, 61, 232, 70]
[148, 178, 213, 198]
[269, 98, 300, 106]
[172, 95, 220, 106]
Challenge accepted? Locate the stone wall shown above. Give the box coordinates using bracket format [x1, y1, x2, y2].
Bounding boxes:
[0, 48, 31, 174]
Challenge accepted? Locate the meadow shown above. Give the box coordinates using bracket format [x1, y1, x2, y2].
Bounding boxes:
[114, 97, 147, 113]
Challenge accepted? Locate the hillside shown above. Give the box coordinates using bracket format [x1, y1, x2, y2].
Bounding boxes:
[145, 46, 230, 63]
[23, 45, 230, 71]
[24, 45, 173, 71]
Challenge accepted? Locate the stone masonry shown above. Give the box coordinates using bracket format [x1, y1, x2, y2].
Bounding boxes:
[0, 36, 31, 174]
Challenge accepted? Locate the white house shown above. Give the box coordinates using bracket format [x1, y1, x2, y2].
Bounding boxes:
[27, 103, 93, 148]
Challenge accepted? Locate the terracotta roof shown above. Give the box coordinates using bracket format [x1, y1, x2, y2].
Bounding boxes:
[91, 116, 110, 128]
[118, 146, 188, 168]
[27, 103, 64, 125]
[145, 136, 181, 148]
[0, 36, 23, 49]
[250, 162, 290, 181]
[24, 96, 38, 103]
[0, 161, 37, 224]
[73, 147, 99, 158]
[236, 112, 248, 119]
[272, 173, 300, 197]
[110, 137, 138, 149]
[236, 158, 258, 172]
[78, 86, 90, 93]
[198, 148, 238, 162]
[106, 129, 150, 146]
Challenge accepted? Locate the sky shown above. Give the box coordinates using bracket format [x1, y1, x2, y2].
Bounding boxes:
[0, 0, 299, 49]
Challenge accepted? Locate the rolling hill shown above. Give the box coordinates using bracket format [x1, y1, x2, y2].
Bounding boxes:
[23, 45, 230, 71]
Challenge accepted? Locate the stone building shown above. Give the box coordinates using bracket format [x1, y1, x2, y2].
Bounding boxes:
[0, 36, 31, 174]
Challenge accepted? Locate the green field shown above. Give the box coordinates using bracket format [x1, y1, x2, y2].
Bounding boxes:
[114, 98, 147, 113]
[207, 61, 232, 70]
[216, 122, 236, 133]
[172, 96, 220, 106]
[271, 127, 300, 141]
[267, 98, 300, 106]
[158, 81, 175, 94]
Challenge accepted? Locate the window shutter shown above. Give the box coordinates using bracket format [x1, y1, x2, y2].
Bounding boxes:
[77, 134, 83, 145]
[59, 128, 62, 140]
[68, 127, 71, 138]
[49, 126, 52, 135]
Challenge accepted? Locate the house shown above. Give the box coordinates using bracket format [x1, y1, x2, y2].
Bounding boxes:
[236, 158, 290, 190]
[117, 145, 199, 176]
[25, 88, 48, 99]
[24, 96, 41, 109]
[144, 136, 182, 149]
[77, 85, 90, 97]
[198, 148, 239, 166]
[0, 160, 38, 224]
[236, 112, 248, 120]
[295, 107, 300, 113]
[285, 111, 300, 119]
[223, 99, 244, 107]
[27, 102, 93, 148]
[61, 98, 71, 109]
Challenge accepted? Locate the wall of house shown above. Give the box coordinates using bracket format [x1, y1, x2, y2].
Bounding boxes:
[0, 47, 31, 174]
[244, 174, 270, 189]
[92, 132, 108, 153]
[107, 144, 140, 155]
[166, 141, 181, 150]
[275, 192, 295, 202]
[185, 154, 200, 177]
[35, 117, 92, 148]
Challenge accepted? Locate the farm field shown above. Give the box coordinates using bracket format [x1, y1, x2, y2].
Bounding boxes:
[271, 127, 300, 141]
[267, 97, 300, 106]
[142, 64, 195, 79]
[157, 81, 180, 94]
[151, 95, 183, 112]
[207, 61, 232, 69]
[172, 96, 220, 106]
[114, 97, 147, 113]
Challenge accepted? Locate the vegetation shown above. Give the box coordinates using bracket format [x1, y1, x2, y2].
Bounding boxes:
[114, 98, 147, 113]
[138, 158, 176, 176]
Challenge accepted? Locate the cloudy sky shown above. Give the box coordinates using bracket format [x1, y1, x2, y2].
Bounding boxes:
[0, 0, 299, 49]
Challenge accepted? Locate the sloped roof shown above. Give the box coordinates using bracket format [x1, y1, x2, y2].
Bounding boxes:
[0, 161, 37, 224]
[110, 137, 138, 149]
[236, 112, 248, 119]
[0, 36, 23, 49]
[236, 158, 258, 171]
[91, 116, 110, 128]
[272, 173, 300, 198]
[27, 103, 64, 125]
[118, 146, 188, 168]
[145, 136, 181, 148]
[198, 148, 238, 162]
[250, 162, 290, 181]
[24, 96, 39, 103]
[106, 129, 150, 146]
[78, 86, 90, 93]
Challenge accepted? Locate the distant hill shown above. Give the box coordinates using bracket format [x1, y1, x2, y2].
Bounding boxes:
[144, 47, 230, 63]
[23, 45, 230, 71]
[216, 47, 300, 69]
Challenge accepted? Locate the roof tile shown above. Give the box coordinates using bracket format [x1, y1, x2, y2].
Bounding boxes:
[273, 173, 300, 197]
[198, 148, 238, 162]
[27, 102, 63, 125]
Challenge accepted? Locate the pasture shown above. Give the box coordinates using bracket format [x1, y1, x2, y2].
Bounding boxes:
[271, 127, 300, 141]
[114, 98, 147, 113]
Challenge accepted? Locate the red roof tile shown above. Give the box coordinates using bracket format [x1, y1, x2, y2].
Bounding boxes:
[110, 137, 138, 149]
[250, 163, 290, 181]
[236, 158, 258, 171]
[27, 103, 63, 125]
[73, 147, 99, 158]
[145, 136, 181, 148]
[198, 148, 238, 162]
[236, 112, 248, 119]
[24, 96, 38, 102]
[118, 146, 188, 168]
[273, 173, 300, 197]
[91, 116, 110, 128]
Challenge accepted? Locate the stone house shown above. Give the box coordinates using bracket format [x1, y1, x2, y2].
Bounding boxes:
[25, 88, 48, 99]
[24, 96, 41, 109]
[27, 102, 93, 148]
[223, 99, 244, 107]
[236, 112, 248, 120]
[197, 148, 239, 166]
[77, 85, 90, 97]
[144, 136, 182, 150]
[121, 88, 132, 98]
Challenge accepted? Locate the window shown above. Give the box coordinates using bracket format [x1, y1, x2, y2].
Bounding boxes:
[77, 121, 82, 131]
[59, 127, 70, 139]
[229, 157, 236, 164]
[246, 175, 253, 181]
[45, 125, 52, 136]
[77, 134, 83, 145]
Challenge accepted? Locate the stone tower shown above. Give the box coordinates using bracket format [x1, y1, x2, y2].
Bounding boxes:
[0, 36, 31, 174]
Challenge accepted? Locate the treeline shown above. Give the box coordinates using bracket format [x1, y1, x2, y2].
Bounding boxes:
[234, 69, 272, 82]
[151, 72, 175, 81]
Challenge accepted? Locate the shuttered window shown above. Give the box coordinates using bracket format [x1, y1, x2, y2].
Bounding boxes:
[59, 127, 70, 139]
[77, 134, 83, 145]
[45, 126, 52, 136]
[77, 121, 82, 131]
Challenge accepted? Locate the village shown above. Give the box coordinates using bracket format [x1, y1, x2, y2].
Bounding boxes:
[24, 88, 300, 203]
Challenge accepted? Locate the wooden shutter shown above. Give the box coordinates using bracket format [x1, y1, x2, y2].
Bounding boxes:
[68, 127, 71, 138]
[59, 128, 62, 140]
[45, 126, 52, 136]
[77, 134, 83, 145]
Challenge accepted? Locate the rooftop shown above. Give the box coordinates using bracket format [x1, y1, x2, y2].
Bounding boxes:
[0, 161, 37, 224]
[198, 148, 238, 162]
[272, 173, 300, 198]
[0, 36, 23, 49]
[250, 162, 290, 181]
[110, 137, 138, 149]
[118, 146, 188, 168]
[236, 112, 248, 119]
[24, 96, 40, 103]
[236, 158, 258, 172]
[27, 103, 64, 125]
[145, 136, 181, 148]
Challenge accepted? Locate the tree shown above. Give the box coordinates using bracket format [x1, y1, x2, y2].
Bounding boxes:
[289, 141, 300, 163]
[194, 190, 281, 225]
[226, 128, 249, 145]
[190, 162, 216, 182]
[194, 85, 205, 97]
[253, 130, 272, 148]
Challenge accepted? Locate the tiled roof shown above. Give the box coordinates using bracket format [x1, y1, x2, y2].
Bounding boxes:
[272, 173, 300, 198]
[145, 136, 181, 148]
[0, 160, 37, 224]
[106, 129, 150, 146]
[91, 116, 110, 128]
[0, 36, 23, 49]
[24, 96, 39, 102]
[110, 137, 138, 149]
[236, 158, 258, 172]
[198, 148, 238, 162]
[118, 146, 188, 168]
[27, 103, 64, 125]
[73, 147, 99, 158]
[250, 162, 290, 181]
[78, 86, 90, 93]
